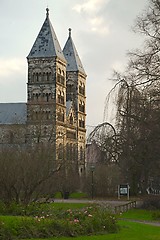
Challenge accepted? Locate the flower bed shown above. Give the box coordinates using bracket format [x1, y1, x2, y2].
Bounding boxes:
[0, 205, 118, 239]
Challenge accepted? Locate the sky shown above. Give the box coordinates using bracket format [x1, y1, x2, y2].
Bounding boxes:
[0, 0, 148, 129]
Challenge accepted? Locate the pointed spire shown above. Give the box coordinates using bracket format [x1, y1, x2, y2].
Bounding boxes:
[27, 9, 66, 62]
[69, 28, 72, 38]
[63, 29, 86, 75]
[46, 7, 49, 18]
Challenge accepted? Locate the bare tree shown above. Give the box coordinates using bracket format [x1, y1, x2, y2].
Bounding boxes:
[103, 0, 160, 195]
[0, 144, 61, 205]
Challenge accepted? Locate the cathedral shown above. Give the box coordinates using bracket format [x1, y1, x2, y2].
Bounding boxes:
[0, 9, 87, 173]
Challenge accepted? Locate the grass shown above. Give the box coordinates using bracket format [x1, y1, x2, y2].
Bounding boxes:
[0, 215, 27, 229]
[119, 209, 160, 221]
[0, 203, 117, 239]
[22, 207, 160, 240]
[1, 203, 160, 240]
[54, 192, 88, 199]
[0, 215, 25, 221]
[23, 221, 160, 240]
[0, 202, 90, 216]
[50, 202, 90, 210]
[69, 192, 88, 199]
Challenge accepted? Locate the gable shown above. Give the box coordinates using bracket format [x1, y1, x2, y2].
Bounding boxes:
[66, 100, 76, 125]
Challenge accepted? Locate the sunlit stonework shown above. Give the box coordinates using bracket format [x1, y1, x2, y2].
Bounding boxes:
[0, 9, 87, 174]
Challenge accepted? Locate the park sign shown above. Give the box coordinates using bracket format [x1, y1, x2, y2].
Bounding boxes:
[118, 184, 130, 200]
[120, 184, 128, 195]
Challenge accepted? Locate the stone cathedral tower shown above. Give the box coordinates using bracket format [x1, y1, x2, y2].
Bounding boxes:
[26, 9, 87, 173]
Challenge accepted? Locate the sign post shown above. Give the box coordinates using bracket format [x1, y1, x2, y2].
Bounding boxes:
[118, 184, 130, 200]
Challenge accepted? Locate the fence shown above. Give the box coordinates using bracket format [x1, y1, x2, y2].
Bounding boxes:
[114, 200, 136, 213]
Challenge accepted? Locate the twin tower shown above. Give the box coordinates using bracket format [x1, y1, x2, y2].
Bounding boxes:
[26, 9, 87, 172]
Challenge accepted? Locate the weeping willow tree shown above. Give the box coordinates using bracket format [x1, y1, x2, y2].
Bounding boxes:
[104, 0, 160, 195]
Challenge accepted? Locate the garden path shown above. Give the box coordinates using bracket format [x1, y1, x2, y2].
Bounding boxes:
[120, 218, 160, 227]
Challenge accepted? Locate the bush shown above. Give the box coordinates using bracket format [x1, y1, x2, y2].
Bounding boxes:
[152, 211, 160, 220]
[0, 201, 26, 216]
[0, 205, 118, 238]
[141, 196, 160, 210]
[0, 201, 56, 217]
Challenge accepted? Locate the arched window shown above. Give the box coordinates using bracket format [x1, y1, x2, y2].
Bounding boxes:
[57, 91, 65, 105]
[79, 82, 85, 95]
[62, 70, 65, 76]
[79, 82, 82, 94]
[49, 72, 52, 81]
[39, 72, 42, 82]
[33, 73, 35, 82]
[79, 117, 85, 128]
[42, 72, 46, 82]
[70, 113, 73, 125]
[36, 73, 39, 81]
[46, 93, 49, 102]
[36, 93, 39, 100]
[79, 100, 82, 112]
[82, 119, 85, 128]
[82, 83, 85, 95]
[58, 90, 61, 103]
[32, 68, 42, 82]
[46, 111, 50, 120]
[79, 101, 85, 113]
[61, 71, 65, 85]
[61, 91, 64, 104]
[57, 69, 65, 85]
[58, 68, 61, 74]
[46, 72, 49, 81]
[82, 102, 85, 113]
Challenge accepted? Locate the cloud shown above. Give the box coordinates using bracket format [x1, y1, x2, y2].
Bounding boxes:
[0, 58, 26, 102]
[73, 0, 111, 35]
[90, 17, 110, 34]
[111, 61, 126, 72]
[0, 58, 26, 78]
[73, 0, 109, 14]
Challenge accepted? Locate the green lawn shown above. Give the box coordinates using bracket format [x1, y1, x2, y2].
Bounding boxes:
[119, 209, 160, 221]
[23, 207, 160, 240]
[54, 192, 88, 199]
[24, 221, 160, 240]
[50, 202, 90, 210]
[1, 204, 160, 240]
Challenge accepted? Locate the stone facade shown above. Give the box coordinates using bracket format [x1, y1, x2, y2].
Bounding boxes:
[0, 9, 86, 173]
